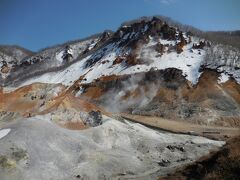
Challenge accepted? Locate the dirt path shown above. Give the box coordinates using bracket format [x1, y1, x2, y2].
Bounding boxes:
[121, 113, 240, 140]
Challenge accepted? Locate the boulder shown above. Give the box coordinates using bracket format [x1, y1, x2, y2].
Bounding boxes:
[155, 42, 165, 55]
[62, 45, 73, 63]
[84, 110, 102, 127]
[1, 65, 10, 74]
[192, 41, 207, 49]
[113, 56, 125, 65]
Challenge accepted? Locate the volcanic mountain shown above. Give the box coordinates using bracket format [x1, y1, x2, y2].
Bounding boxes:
[0, 16, 239, 179]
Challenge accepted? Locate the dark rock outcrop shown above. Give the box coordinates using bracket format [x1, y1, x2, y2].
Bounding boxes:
[84, 110, 103, 127]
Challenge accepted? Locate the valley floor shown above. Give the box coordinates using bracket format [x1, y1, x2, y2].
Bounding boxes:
[0, 114, 225, 180]
[119, 114, 240, 179]
[121, 114, 240, 140]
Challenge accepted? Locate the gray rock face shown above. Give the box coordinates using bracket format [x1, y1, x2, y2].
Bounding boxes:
[1, 34, 104, 86]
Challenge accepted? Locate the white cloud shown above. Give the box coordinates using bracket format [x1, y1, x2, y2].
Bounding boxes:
[144, 0, 177, 5]
[160, 0, 177, 5]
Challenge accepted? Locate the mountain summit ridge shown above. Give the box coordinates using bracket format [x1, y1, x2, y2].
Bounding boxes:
[1, 16, 239, 88]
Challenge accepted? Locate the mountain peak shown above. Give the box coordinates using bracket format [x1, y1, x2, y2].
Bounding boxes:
[1, 16, 239, 88]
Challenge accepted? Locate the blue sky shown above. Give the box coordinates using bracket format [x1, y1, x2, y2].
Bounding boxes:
[0, 0, 239, 51]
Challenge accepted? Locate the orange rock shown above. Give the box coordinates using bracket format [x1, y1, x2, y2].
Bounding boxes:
[1, 65, 10, 73]
[113, 56, 125, 65]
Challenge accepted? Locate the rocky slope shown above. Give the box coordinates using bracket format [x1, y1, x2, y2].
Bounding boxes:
[78, 68, 240, 126]
[0, 45, 33, 80]
[1, 31, 113, 86]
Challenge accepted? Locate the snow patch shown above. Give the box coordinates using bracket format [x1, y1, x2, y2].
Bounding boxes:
[136, 38, 206, 85]
[17, 55, 91, 87]
[56, 51, 64, 63]
[88, 39, 99, 50]
[218, 73, 229, 84]
[0, 128, 11, 140]
[82, 36, 206, 85]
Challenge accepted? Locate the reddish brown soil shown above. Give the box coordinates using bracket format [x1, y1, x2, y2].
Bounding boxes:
[59, 94, 103, 112]
[59, 121, 87, 130]
[1, 83, 48, 115]
[79, 69, 240, 128]
[96, 74, 121, 82]
[1, 82, 109, 118]
[222, 79, 240, 104]
[113, 57, 125, 65]
[82, 87, 104, 99]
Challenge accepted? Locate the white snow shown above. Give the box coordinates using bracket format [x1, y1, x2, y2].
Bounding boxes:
[12, 35, 239, 90]
[204, 44, 240, 84]
[67, 48, 73, 55]
[143, 24, 149, 32]
[134, 37, 205, 84]
[88, 39, 99, 50]
[75, 86, 85, 97]
[55, 39, 97, 63]
[56, 50, 64, 63]
[18, 55, 91, 87]
[83, 36, 206, 85]
[0, 128, 11, 140]
[67, 38, 98, 59]
[123, 33, 130, 40]
[218, 72, 229, 84]
[159, 39, 175, 46]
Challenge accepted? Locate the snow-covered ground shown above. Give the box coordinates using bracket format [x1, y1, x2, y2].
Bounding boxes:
[130, 37, 205, 84]
[55, 38, 99, 63]
[205, 44, 240, 84]
[17, 55, 91, 87]
[70, 36, 206, 85]
[0, 128, 11, 140]
[218, 72, 230, 84]
[11, 35, 206, 89]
